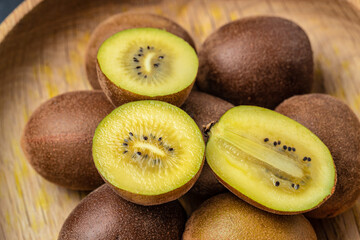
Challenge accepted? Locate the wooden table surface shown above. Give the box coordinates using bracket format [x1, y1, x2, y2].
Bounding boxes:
[1, 0, 360, 239]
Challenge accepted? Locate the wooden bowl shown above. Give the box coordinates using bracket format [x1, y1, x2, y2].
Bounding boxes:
[1, 0, 360, 239]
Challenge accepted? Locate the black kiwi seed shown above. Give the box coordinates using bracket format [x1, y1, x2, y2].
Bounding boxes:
[288, 148, 292, 152]
[158, 137, 162, 141]
[123, 143, 128, 146]
[129, 132, 133, 137]
[159, 56, 164, 59]
[291, 183, 295, 188]
[292, 147, 296, 151]
[147, 46, 150, 50]
[295, 184, 300, 190]
[278, 141, 281, 145]
[138, 72, 142, 75]
[283, 145, 287, 150]
[303, 157, 308, 161]
[144, 75, 147, 79]
[136, 66, 141, 69]
[133, 58, 139, 63]
[143, 136, 148, 140]
[169, 148, 174, 152]
[275, 181, 280, 187]
[154, 63, 159, 68]
[273, 141, 277, 146]
[123, 150, 128, 154]
[264, 138, 269, 142]
[308, 157, 311, 162]
[137, 152, 141, 156]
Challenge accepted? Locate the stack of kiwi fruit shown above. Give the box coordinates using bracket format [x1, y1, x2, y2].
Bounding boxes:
[20, 12, 360, 239]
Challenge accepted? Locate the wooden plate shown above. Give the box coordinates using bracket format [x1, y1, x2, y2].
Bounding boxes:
[1, 0, 360, 239]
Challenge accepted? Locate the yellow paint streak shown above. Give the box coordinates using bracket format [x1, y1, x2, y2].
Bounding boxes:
[210, 5, 223, 21]
[76, 31, 90, 54]
[351, 95, 360, 113]
[45, 81, 59, 98]
[14, 168, 23, 198]
[41, 64, 53, 79]
[69, 51, 82, 67]
[31, 214, 45, 233]
[35, 188, 52, 210]
[5, 211, 11, 225]
[230, 11, 239, 21]
[154, 7, 163, 15]
[22, 106, 29, 122]
[62, 67, 78, 85]
[11, 139, 30, 177]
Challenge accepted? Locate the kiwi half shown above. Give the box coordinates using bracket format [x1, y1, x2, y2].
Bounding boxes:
[92, 100, 205, 205]
[206, 106, 336, 214]
[86, 13, 195, 89]
[97, 28, 198, 107]
[276, 94, 360, 218]
[183, 193, 317, 240]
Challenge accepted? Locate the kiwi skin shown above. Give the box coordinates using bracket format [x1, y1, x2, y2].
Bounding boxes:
[276, 93, 360, 218]
[86, 12, 196, 89]
[197, 16, 313, 109]
[21, 91, 115, 190]
[183, 193, 317, 240]
[58, 184, 187, 240]
[96, 62, 195, 107]
[181, 91, 233, 198]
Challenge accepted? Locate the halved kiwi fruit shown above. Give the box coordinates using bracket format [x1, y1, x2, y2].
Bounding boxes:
[86, 13, 196, 89]
[96, 28, 198, 107]
[92, 100, 205, 205]
[206, 106, 336, 214]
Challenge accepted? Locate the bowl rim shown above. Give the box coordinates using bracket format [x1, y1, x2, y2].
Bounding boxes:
[0, 0, 44, 42]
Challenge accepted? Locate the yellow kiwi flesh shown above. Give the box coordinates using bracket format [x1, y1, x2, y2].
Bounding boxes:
[97, 28, 198, 97]
[206, 106, 336, 214]
[93, 100, 205, 205]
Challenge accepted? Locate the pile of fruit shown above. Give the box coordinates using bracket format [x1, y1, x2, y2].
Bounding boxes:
[21, 13, 360, 239]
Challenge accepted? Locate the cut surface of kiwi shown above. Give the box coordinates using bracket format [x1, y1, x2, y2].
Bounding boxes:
[93, 100, 205, 205]
[206, 106, 336, 214]
[97, 28, 198, 106]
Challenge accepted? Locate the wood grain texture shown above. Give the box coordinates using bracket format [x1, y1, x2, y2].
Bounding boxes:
[0, 0, 360, 239]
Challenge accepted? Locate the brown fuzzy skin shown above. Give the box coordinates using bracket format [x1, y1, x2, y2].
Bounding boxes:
[96, 62, 194, 107]
[183, 193, 317, 240]
[197, 16, 313, 109]
[86, 12, 196, 89]
[276, 93, 360, 218]
[58, 184, 186, 240]
[104, 156, 204, 206]
[21, 91, 115, 190]
[181, 91, 234, 198]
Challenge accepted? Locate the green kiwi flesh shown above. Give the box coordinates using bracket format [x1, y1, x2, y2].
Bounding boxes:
[206, 106, 336, 214]
[181, 91, 234, 198]
[183, 193, 317, 240]
[21, 91, 114, 190]
[97, 28, 198, 107]
[58, 184, 186, 240]
[86, 13, 196, 89]
[92, 100, 205, 205]
[197, 16, 313, 109]
[276, 93, 360, 218]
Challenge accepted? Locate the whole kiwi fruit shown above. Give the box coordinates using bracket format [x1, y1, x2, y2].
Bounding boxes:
[181, 91, 234, 198]
[197, 16, 313, 109]
[58, 184, 187, 240]
[86, 12, 195, 89]
[183, 193, 317, 240]
[276, 93, 360, 218]
[21, 91, 115, 190]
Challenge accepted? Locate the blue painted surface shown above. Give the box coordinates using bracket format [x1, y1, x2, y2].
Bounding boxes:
[0, 0, 23, 22]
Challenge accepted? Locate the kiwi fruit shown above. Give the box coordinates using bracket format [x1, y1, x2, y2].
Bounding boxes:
[86, 13, 196, 89]
[181, 91, 234, 198]
[183, 193, 317, 240]
[197, 16, 313, 109]
[276, 93, 360, 218]
[205, 106, 336, 214]
[21, 91, 114, 190]
[58, 184, 186, 240]
[96, 28, 198, 107]
[92, 100, 205, 205]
